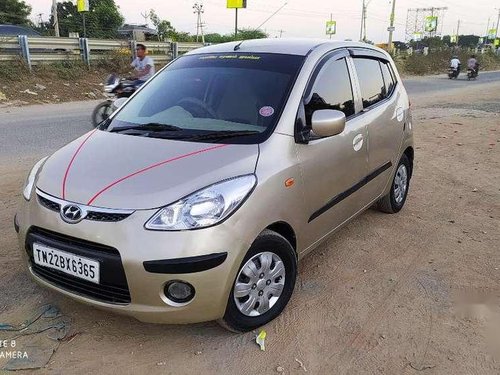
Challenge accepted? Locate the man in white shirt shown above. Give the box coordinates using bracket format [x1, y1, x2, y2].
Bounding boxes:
[131, 44, 155, 85]
[450, 55, 461, 70]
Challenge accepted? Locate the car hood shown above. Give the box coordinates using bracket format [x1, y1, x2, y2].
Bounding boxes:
[36, 130, 259, 210]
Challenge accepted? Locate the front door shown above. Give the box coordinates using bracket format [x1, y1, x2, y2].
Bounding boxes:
[295, 52, 369, 250]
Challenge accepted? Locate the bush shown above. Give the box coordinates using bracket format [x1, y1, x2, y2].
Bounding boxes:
[397, 49, 500, 75]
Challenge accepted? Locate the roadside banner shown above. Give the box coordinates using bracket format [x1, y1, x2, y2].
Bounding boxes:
[424, 16, 438, 32]
[227, 0, 247, 8]
[326, 20, 336, 35]
[77, 0, 89, 12]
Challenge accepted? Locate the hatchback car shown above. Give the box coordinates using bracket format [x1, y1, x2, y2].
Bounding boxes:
[15, 39, 413, 332]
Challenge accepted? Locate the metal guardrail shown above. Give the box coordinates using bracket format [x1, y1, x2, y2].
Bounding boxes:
[0, 36, 203, 69]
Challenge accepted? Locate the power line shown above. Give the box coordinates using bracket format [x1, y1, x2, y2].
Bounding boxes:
[193, 2, 205, 43]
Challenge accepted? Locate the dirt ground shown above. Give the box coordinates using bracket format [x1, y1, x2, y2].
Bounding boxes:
[0, 81, 499, 374]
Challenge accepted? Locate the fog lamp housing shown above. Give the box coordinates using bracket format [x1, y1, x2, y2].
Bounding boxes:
[164, 281, 195, 304]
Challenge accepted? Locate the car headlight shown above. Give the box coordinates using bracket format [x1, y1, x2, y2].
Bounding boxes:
[23, 157, 48, 201]
[145, 175, 257, 231]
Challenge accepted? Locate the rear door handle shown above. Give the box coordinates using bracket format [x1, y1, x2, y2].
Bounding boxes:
[353, 134, 363, 151]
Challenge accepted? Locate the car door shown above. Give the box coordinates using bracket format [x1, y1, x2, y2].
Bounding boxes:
[351, 54, 405, 198]
[295, 50, 369, 250]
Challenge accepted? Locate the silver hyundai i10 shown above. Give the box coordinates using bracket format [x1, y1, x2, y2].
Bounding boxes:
[15, 38, 413, 332]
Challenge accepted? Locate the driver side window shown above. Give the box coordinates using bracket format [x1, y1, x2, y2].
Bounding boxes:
[304, 58, 355, 125]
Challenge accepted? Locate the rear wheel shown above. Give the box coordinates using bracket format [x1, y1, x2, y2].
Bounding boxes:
[219, 230, 297, 332]
[377, 154, 411, 214]
[91, 101, 113, 127]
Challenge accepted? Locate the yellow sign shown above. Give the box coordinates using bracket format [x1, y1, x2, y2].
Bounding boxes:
[227, 0, 247, 8]
[77, 0, 89, 12]
[326, 20, 336, 35]
[495, 38, 500, 47]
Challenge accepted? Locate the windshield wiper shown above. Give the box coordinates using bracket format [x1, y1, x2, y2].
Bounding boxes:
[150, 130, 261, 141]
[109, 123, 182, 133]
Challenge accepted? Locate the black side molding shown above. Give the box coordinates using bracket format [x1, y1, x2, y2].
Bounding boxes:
[308, 161, 392, 223]
[143, 252, 228, 274]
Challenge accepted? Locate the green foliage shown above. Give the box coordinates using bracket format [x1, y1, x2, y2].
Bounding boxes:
[52, 0, 124, 38]
[0, 0, 31, 25]
[149, 10, 177, 41]
[234, 28, 268, 41]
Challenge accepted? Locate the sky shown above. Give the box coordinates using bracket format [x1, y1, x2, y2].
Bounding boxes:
[26, 0, 498, 43]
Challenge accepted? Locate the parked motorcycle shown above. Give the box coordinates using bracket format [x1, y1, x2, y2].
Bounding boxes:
[448, 66, 460, 79]
[91, 74, 137, 127]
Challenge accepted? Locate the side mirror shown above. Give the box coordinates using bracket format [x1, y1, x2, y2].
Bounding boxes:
[311, 109, 346, 138]
[112, 97, 128, 111]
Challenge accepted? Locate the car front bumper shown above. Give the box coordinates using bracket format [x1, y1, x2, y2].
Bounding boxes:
[16, 190, 255, 324]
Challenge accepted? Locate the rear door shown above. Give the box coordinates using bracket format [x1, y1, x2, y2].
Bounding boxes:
[350, 52, 405, 198]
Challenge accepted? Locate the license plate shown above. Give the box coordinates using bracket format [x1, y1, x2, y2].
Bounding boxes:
[32, 243, 100, 284]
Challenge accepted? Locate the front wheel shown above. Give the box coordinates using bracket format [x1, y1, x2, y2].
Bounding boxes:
[219, 230, 297, 332]
[377, 154, 411, 214]
[91, 101, 113, 127]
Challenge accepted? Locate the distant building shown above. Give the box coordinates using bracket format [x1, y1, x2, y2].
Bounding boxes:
[118, 24, 157, 41]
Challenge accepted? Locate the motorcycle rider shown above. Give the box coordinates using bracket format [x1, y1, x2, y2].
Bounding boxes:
[131, 44, 155, 86]
[450, 55, 461, 75]
[467, 54, 479, 75]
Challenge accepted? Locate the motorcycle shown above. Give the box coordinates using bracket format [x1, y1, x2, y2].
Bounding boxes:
[467, 66, 478, 80]
[91, 74, 137, 127]
[448, 66, 460, 79]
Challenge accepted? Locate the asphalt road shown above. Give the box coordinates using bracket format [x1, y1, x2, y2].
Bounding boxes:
[1, 71, 499, 159]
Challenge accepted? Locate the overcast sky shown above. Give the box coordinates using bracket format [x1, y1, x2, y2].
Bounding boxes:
[27, 0, 497, 43]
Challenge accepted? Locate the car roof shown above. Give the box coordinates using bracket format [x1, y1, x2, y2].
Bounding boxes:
[185, 38, 383, 57]
[0, 24, 41, 36]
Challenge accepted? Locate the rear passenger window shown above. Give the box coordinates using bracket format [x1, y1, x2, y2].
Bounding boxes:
[380, 62, 396, 97]
[353, 58, 385, 108]
[305, 58, 355, 122]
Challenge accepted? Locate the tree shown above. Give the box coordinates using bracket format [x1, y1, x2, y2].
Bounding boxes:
[0, 0, 31, 25]
[52, 0, 124, 38]
[149, 10, 177, 41]
[234, 28, 268, 41]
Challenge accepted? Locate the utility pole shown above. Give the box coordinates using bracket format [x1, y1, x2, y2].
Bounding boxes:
[359, 0, 372, 42]
[193, 2, 205, 44]
[485, 17, 490, 38]
[278, 29, 284, 38]
[495, 8, 500, 39]
[329, 13, 333, 39]
[37, 13, 43, 27]
[52, 0, 60, 37]
[387, 0, 396, 53]
[456, 19, 460, 45]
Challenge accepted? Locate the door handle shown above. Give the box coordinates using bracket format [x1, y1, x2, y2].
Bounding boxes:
[353, 134, 363, 151]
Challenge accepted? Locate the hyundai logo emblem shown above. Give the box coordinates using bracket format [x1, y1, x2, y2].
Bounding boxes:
[61, 204, 85, 224]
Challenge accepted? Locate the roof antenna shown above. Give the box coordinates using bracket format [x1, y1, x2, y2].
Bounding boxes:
[234, 40, 244, 51]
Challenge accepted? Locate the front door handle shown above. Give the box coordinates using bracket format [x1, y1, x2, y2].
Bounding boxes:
[353, 134, 363, 151]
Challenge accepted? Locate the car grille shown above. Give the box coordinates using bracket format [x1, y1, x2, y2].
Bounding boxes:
[26, 227, 131, 304]
[38, 195, 61, 212]
[37, 192, 133, 223]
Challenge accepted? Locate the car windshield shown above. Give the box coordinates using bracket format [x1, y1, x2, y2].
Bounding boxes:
[104, 53, 304, 143]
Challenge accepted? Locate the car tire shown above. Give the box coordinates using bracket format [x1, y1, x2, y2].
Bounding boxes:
[377, 154, 411, 214]
[218, 229, 297, 332]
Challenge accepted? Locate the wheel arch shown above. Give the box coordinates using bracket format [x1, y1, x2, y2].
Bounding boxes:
[403, 146, 414, 178]
[265, 221, 297, 254]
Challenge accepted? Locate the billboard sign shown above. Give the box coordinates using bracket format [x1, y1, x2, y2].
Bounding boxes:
[227, 0, 247, 8]
[450, 35, 457, 43]
[326, 20, 336, 35]
[77, 0, 89, 12]
[424, 16, 438, 32]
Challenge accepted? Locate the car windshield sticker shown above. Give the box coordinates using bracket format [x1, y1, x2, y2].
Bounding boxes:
[198, 55, 261, 61]
[259, 106, 275, 117]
